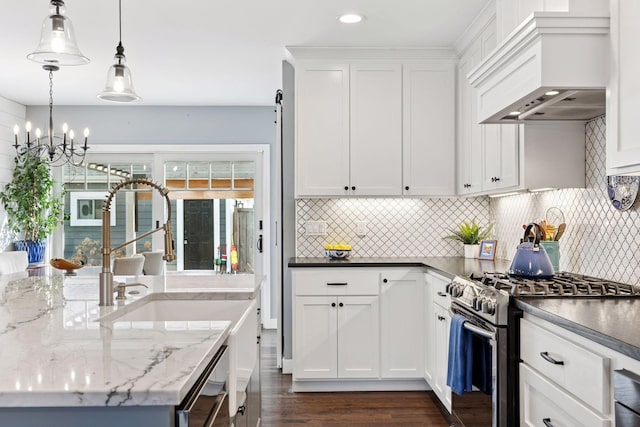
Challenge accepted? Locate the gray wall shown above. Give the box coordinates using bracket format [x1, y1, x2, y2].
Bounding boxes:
[282, 61, 295, 360]
[27, 104, 278, 317]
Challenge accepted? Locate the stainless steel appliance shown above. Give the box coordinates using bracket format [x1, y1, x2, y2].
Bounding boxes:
[447, 272, 640, 426]
[176, 345, 230, 427]
[446, 276, 514, 427]
[614, 369, 640, 426]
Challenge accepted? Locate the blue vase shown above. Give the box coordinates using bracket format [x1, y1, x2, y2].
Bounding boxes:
[15, 240, 46, 264]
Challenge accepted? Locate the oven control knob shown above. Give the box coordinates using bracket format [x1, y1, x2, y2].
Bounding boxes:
[446, 283, 452, 294]
[481, 300, 490, 313]
[455, 285, 464, 297]
[472, 297, 482, 311]
[487, 302, 496, 315]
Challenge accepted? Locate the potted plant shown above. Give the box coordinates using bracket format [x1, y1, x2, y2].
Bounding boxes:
[444, 219, 493, 258]
[0, 154, 64, 264]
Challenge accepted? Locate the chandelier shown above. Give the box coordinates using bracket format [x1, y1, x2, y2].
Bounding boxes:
[13, 65, 90, 167]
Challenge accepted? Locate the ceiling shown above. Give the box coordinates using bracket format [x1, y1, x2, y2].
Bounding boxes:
[0, 0, 490, 106]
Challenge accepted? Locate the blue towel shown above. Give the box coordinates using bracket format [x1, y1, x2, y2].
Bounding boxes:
[446, 314, 473, 395]
[471, 333, 492, 394]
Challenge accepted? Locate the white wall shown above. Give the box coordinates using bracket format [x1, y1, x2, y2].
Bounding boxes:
[0, 96, 26, 250]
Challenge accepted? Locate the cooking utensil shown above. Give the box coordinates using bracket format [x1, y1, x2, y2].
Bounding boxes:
[508, 223, 555, 279]
[546, 207, 565, 227]
[554, 223, 566, 241]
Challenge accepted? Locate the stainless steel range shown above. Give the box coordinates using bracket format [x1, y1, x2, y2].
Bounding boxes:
[446, 272, 640, 427]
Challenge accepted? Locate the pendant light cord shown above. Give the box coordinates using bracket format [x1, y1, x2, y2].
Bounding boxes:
[118, 0, 122, 43]
[48, 70, 54, 147]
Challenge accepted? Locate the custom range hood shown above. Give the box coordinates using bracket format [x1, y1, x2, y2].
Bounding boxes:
[468, 12, 609, 123]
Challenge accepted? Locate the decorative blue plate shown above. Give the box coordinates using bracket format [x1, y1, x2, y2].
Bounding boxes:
[606, 175, 640, 211]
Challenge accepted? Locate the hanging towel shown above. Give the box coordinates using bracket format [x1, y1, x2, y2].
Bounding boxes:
[446, 314, 473, 395]
[471, 333, 492, 394]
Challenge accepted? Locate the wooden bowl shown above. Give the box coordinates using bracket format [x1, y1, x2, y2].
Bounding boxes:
[50, 258, 84, 276]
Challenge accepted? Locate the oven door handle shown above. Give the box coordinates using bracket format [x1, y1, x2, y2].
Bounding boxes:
[463, 321, 496, 340]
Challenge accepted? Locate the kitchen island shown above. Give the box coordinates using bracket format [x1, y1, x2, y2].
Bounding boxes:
[0, 271, 262, 427]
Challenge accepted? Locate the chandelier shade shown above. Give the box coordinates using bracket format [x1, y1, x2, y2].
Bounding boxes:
[27, 0, 89, 66]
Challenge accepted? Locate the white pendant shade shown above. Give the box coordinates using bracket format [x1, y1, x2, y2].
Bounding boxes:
[97, 60, 141, 102]
[27, 1, 89, 66]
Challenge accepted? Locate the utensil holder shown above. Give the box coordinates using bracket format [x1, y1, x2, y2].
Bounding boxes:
[539, 241, 560, 272]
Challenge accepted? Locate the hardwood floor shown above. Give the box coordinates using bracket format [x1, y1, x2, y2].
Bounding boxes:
[260, 329, 451, 426]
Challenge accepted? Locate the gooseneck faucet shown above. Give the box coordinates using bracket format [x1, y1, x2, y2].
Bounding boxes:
[99, 178, 176, 306]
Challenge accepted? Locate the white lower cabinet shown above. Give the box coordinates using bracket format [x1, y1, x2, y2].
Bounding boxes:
[520, 364, 610, 427]
[424, 270, 452, 412]
[380, 270, 424, 378]
[294, 295, 379, 379]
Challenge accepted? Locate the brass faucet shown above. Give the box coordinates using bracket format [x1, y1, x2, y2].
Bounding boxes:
[99, 179, 176, 306]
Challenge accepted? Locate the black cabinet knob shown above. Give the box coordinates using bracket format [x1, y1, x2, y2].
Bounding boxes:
[405, 186, 409, 191]
[344, 186, 349, 191]
[383, 278, 388, 283]
[495, 177, 501, 182]
[351, 186, 356, 191]
[463, 183, 471, 188]
[331, 302, 336, 307]
[339, 302, 344, 307]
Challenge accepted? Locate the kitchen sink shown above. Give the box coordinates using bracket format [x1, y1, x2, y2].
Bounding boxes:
[99, 296, 258, 417]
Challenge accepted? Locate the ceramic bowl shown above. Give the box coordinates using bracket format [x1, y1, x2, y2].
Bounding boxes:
[325, 249, 351, 259]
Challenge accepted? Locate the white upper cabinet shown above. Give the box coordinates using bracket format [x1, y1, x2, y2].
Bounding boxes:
[289, 48, 456, 198]
[402, 63, 455, 196]
[295, 62, 350, 196]
[607, 0, 640, 174]
[350, 64, 403, 196]
[482, 124, 519, 191]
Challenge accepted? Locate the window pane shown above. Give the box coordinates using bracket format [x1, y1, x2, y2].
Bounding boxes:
[233, 161, 254, 190]
[63, 164, 85, 187]
[211, 161, 232, 190]
[86, 163, 108, 191]
[166, 162, 186, 189]
[188, 162, 210, 189]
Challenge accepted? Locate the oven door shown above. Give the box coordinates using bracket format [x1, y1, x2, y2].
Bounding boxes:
[449, 304, 508, 427]
[176, 345, 231, 427]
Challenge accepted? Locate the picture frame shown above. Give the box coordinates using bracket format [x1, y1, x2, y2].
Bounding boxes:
[70, 192, 116, 227]
[478, 240, 497, 260]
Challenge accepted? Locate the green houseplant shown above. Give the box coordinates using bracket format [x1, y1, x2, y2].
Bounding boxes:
[444, 219, 493, 258]
[0, 154, 64, 263]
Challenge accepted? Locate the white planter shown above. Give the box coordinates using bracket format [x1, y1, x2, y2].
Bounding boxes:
[464, 244, 480, 259]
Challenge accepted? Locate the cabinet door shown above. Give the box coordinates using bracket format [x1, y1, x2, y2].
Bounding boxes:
[433, 303, 452, 412]
[294, 296, 337, 379]
[607, 0, 640, 173]
[402, 62, 455, 196]
[380, 271, 425, 378]
[337, 295, 380, 378]
[482, 123, 519, 191]
[457, 38, 484, 195]
[424, 274, 435, 384]
[296, 63, 350, 196]
[350, 64, 402, 196]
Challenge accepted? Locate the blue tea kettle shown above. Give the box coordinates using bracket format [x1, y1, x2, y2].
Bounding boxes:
[508, 223, 555, 279]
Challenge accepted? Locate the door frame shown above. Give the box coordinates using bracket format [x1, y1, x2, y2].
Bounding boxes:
[53, 144, 272, 328]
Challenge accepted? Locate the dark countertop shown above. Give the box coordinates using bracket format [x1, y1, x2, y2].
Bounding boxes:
[288, 256, 513, 279]
[516, 298, 640, 361]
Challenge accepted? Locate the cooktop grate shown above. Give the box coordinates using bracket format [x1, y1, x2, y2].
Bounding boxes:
[480, 272, 640, 297]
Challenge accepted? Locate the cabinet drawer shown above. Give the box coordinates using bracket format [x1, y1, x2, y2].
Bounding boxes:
[293, 269, 379, 296]
[520, 318, 609, 413]
[426, 271, 451, 307]
[520, 363, 611, 427]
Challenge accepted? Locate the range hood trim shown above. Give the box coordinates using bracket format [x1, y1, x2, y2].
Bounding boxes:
[467, 12, 610, 124]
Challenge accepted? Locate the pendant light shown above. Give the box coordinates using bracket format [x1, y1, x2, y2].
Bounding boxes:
[27, 0, 89, 66]
[97, 0, 141, 102]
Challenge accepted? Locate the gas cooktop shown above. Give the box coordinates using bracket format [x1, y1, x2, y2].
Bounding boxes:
[479, 272, 640, 297]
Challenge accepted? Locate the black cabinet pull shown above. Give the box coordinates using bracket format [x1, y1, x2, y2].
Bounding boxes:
[540, 352, 564, 365]
[405, 186, 409, 191]
[463, 183, 471, 188]
[383, 278, 388, 283]
[437, 315, 445, 321]
[327, 282, 348, 286]
[237, 405, 246, 415]
[542, 418, 554, 427]
[351, 186, 356, 191]
[331, 302, 336, 307]
[344, 186, 349, 191]
[339, 302, 344, 307]
[437, 291, 447, 297]
[495, 177, 501, 182]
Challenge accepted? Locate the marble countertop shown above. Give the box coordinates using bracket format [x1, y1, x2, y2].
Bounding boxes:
[288, 256, 513, 278]
[515, 298, 640, 361]
[0, 272, 263, 408]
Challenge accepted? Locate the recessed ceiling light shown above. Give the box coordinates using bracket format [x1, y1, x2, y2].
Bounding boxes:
[338, 14, 364, 24]
[545, 90, 560, 96]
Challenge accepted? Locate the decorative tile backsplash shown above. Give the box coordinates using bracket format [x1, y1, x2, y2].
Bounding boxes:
[491, 116, 640, 285]
[295, 116, 640, 286]
[296, 197, 490, 258]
